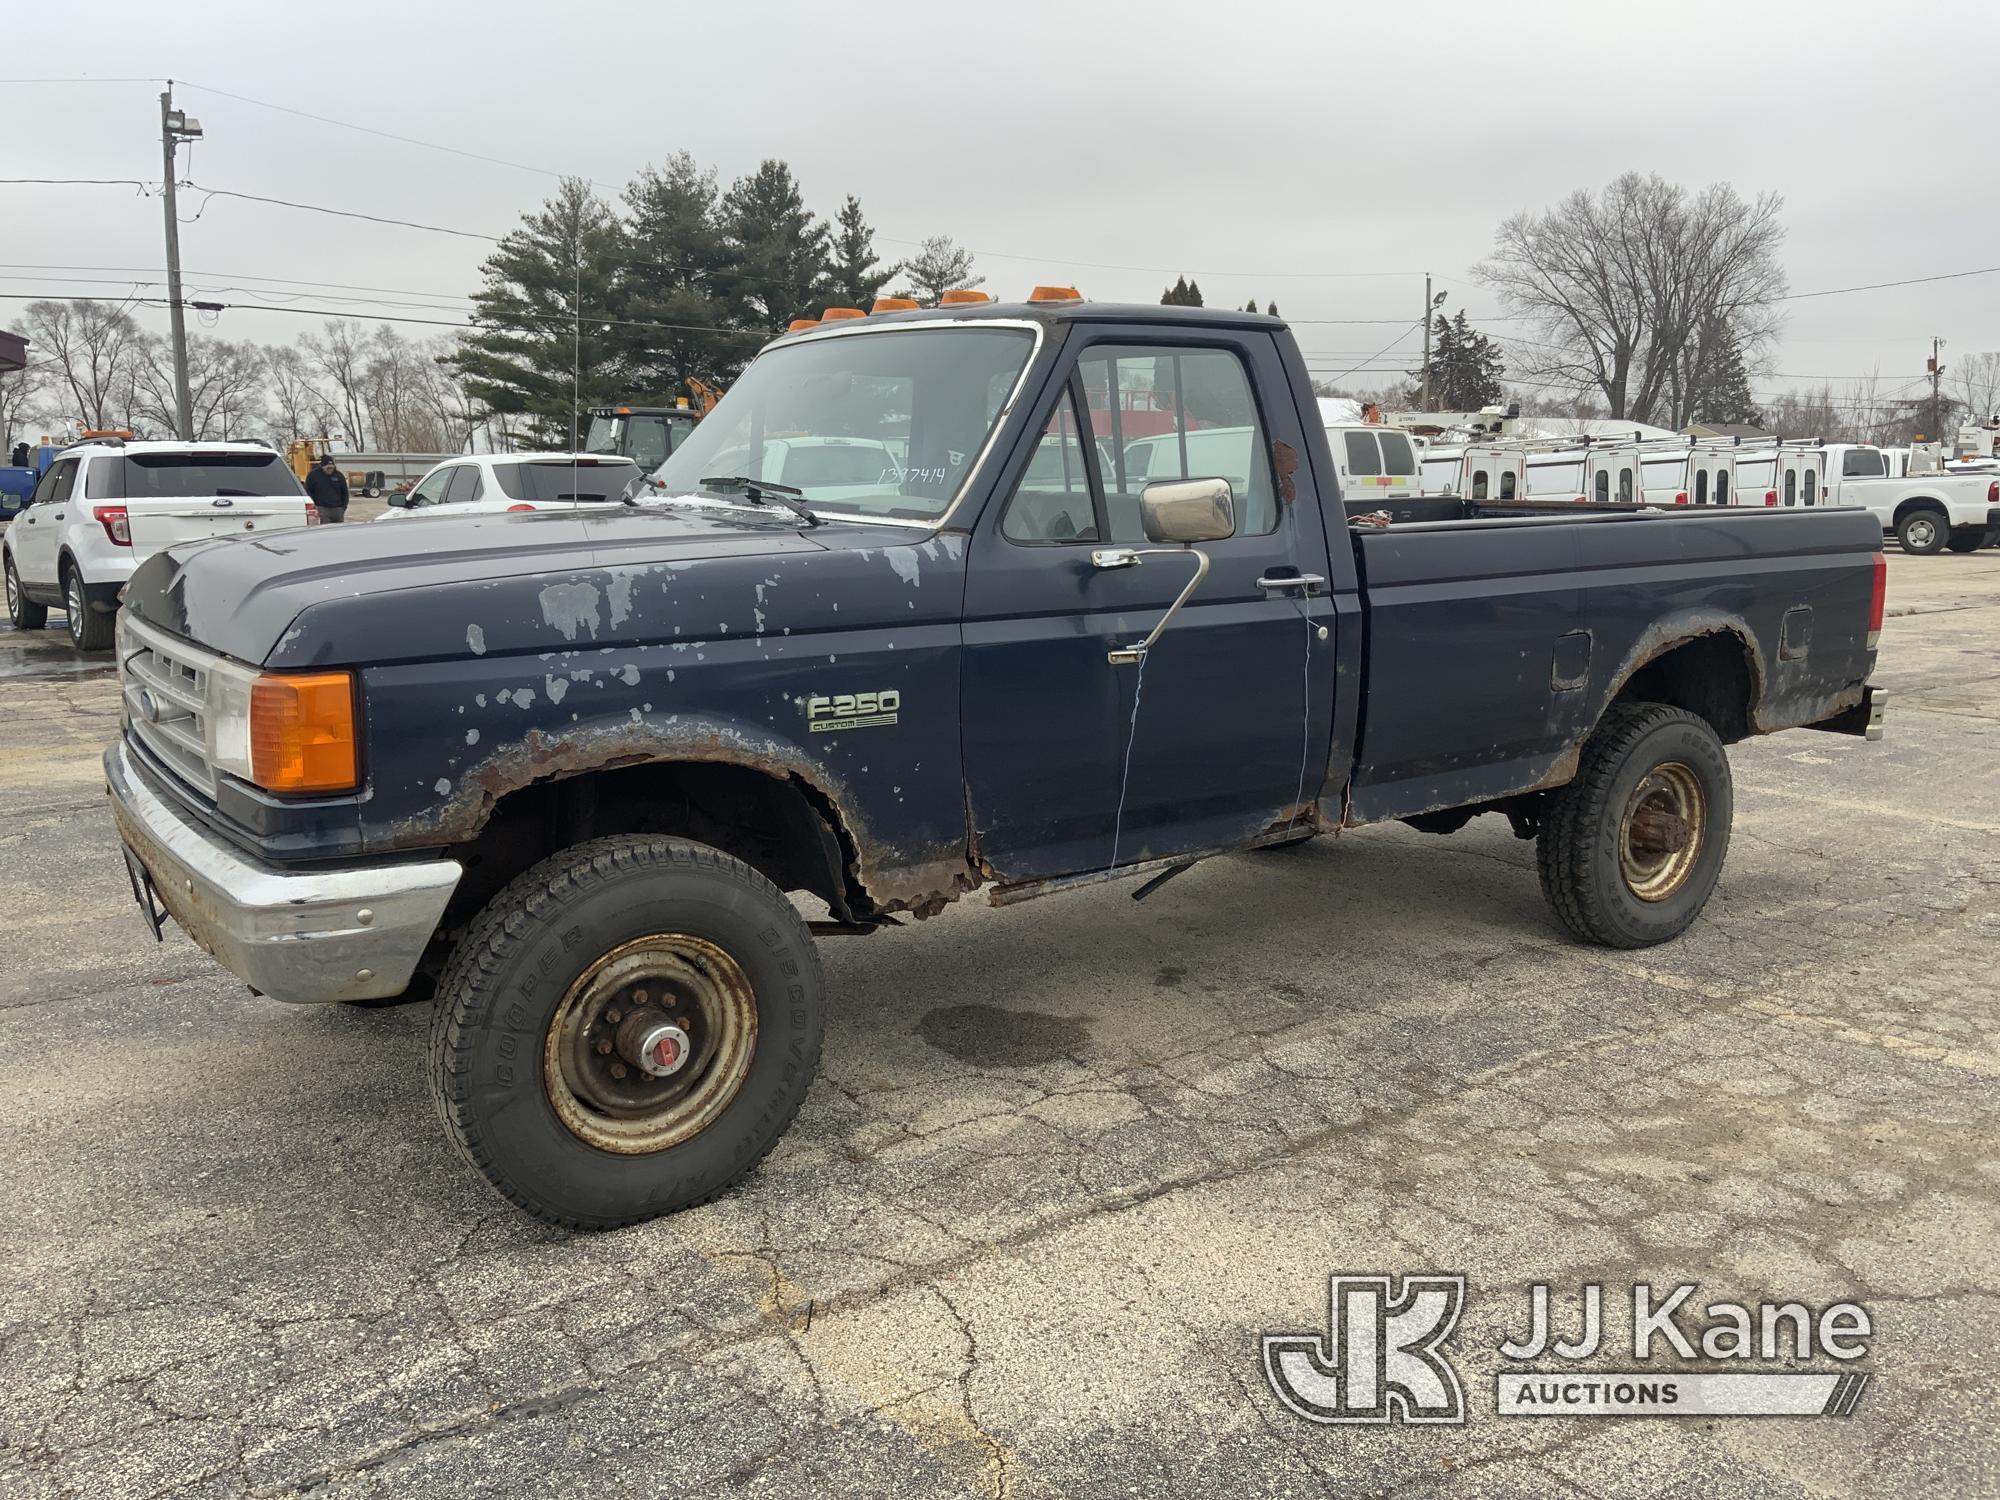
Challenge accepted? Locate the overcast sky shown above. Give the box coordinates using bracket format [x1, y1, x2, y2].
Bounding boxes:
[7, 0, 1994, 416]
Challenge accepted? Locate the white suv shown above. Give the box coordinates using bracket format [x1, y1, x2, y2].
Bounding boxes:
[378, 453, 643, 521]
[4, 440, 318, 650]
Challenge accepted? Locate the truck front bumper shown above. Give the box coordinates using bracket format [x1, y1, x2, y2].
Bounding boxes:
[104, 741, 461, 1003]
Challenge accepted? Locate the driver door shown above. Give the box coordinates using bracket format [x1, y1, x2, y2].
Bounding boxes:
[961, 332, 1336, 881]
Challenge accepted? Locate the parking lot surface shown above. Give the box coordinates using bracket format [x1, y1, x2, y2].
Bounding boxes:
[1, 552, 1995, 1499]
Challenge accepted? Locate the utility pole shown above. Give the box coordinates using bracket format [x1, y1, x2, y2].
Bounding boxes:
[159, 85, 202, 441]
[1927, 336, 1946, 442]
[1419, 272, 1432, 411]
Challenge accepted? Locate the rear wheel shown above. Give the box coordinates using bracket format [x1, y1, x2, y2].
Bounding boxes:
[5, 555, 46, 630]
[1946, 529, 1987, 554]
[428, 835, 825, 1229]
[63, 566, 113, 650]
[1896, 507, 1948, 555]
[1536, 702, 1732, 948]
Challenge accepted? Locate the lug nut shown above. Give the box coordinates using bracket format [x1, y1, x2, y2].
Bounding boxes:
[632, 988, 649, 1005]
[596, 1040, 612, 1056]
[606, 1007, 623, 1024]
[610, 1062, 628, 1080]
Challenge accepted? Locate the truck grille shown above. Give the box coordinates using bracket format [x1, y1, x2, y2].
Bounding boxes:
[118, 615, 217, 796]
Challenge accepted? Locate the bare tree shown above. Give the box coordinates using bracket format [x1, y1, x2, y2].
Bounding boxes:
[413, 336, 485, 452]
[299, 319, 374, 447]
[131, 335, 268, 440]
[266, 345, 338, 443]
[1950, 352, 2000, 430]
[893, 236, 982, 307]
[1474, 174, 1787, 425]
[22, 299, 145, 429]
[0, 330, 48, 451]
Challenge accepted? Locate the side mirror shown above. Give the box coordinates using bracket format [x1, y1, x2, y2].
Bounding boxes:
[386, 491, 411, 508]
[1140, 477, 1235, 544]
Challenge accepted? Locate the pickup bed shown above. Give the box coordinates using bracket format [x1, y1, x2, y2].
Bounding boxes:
[104, 299, 1888, 1227]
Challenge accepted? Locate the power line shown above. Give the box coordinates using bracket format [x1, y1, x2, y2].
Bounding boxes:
[0, 177, 152, 190]
[174, 79, 583, 183]
[180, 182, 500, 241]
[1779, 265, 2000, 302]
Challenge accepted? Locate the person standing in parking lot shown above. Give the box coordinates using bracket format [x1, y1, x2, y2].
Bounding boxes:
[305, 454, 350, 522]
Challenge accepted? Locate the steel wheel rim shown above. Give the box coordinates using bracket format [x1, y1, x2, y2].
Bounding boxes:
[1908, 517, 1937, 548]
[543, 933, 758, 1155]
[1618, 761, 1706, 902]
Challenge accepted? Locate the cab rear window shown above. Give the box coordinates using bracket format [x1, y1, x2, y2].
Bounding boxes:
[85, 452, 303, 500]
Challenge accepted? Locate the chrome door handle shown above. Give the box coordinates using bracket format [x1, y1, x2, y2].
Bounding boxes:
[1256, 573, 1324, 592]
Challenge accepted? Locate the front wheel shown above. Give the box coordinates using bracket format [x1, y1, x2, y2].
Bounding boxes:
[5, 555, 46, 630]
[63, 567, 113, 650]
[1897, 508, 1948, 555]
[1536, 702, 1733, 948]
[428, 835, 825, 1229]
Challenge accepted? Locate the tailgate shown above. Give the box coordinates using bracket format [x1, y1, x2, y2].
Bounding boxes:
[127, 499, 311, 555]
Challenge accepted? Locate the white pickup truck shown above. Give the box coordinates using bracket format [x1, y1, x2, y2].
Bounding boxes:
[1822, 442, 1999, 554]
[3, 439, 318, 649]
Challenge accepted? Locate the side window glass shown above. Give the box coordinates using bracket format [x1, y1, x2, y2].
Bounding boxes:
[1075, 344, 1277, 541]
[1716, 470, 1730, 505]
[1784, 469, 1798, 506]
[1471, 469, 1489, 500]
[1803, 469, 1817, 505]
[441, 467, 474, 505]
[29, 462, 62, 506]
[409, 468, 453, 507]
[48, 460, 79, 506]
[1343, 431, 1383, 476]
[1001, 386, 1098, 544]
[1617, 466, 1634, 502]
[1695, 470, 1708, 505]
[1377, 431, 1416, 476]
[1499, 470, 1517, 500]
[1593, 470, 1609, 503]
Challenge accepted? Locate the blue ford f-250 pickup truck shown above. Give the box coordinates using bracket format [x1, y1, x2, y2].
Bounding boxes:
[105, 296, 1888, 1226]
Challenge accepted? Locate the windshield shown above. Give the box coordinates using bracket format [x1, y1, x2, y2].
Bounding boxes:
[653, 327, 1035, 521]
[85, 452, 303, 500]
[495, 459, 640, 503]
[584, 412, 687, 471]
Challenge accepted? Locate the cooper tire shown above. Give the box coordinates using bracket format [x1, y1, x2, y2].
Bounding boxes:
[63, 566, 113, 650]
[1896, 508, 1948, 555]
[428, 835, 824, 1229]
[1536, 701, 1732, 949]
[5, 555, 46, 630]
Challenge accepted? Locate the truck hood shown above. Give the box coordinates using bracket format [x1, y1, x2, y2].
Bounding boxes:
[122, 503, 846, 665]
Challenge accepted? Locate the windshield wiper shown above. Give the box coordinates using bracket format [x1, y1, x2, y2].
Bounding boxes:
[700, 475, 821, 526]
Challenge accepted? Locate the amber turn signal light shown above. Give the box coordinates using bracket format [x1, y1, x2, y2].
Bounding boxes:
[250, 672, 358, 793]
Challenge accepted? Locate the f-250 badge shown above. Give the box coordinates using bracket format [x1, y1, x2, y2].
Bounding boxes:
[805, 690, 900, 732]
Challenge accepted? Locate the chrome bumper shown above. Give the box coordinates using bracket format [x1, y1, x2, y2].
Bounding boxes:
[104, 741, 461, 1003]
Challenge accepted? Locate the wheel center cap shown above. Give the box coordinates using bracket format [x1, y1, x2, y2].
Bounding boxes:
[633, 1022, 691, 1078]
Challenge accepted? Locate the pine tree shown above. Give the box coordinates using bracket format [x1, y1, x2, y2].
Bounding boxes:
[1244, 298, 1259, 313]
[722, 160, 832, 329]
[1266, 300, 1280, 317]
[1687, 320, 1760, 426]
[894, 236, 982, 307]
[453, 178, 626, 447]
[1186, 279, 1203, 307]
[616, 153, 748, 396]
[828, 196, 896, 309]
[1426, 309, 1506, 410]
[1161, 276, 1194, 306]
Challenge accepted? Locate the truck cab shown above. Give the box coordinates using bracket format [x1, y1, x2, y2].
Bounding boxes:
[583, 405, 700, 472]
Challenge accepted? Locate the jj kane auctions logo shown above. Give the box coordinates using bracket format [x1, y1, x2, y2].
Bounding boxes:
[1264, 1275, 1872, 1424]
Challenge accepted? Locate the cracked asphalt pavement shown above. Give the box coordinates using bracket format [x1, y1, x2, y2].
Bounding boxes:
[1, 552, 1996, 1498]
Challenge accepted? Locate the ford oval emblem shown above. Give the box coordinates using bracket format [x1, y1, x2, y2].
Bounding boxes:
[211, 496, 234, 508]
[135, 688, 161, 723]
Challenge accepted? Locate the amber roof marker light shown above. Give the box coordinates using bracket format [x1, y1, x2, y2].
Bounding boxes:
[870, 296, 921, 313]
[819, 307, 866, 321]
[938, 289, 994, 306]
[1027, 285, 1083, 303]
